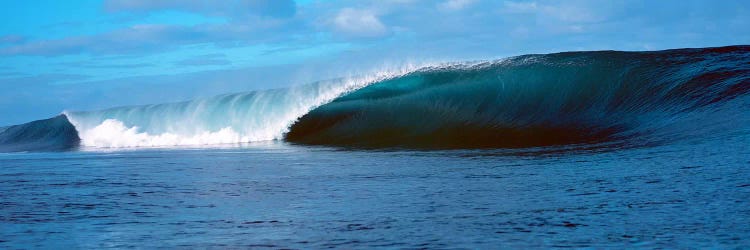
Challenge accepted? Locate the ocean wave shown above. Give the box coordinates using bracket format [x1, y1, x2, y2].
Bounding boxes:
[286, 46, 750, 148]
[1, 46, 748, 151]
[63, 67, 419, 149]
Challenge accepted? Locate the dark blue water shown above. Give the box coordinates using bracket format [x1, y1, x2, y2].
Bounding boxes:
[2, 134, 749, 248]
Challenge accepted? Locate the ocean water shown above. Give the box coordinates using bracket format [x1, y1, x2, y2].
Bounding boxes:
[1, 46, 750, 248]
[1, 138, 749, 248]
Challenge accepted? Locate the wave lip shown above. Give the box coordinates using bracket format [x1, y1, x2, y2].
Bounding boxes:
[0, 115, 80, 152]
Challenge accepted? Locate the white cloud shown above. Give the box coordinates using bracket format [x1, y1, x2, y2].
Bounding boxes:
[332, 8, 388, 38]
[438, 0, 477, 11]
[104, 0, 297, 19]
[500, 1, 600, 34]
[502, 1, 537, 13]
[502, 1, 601, 23]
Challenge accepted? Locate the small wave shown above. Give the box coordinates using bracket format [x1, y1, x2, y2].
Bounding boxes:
[0, 115, 80, 152]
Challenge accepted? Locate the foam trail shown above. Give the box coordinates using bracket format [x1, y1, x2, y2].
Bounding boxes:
[64, 67, 421, 148]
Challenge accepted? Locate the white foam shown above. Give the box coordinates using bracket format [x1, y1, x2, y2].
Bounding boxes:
[76, 119, 247, 148]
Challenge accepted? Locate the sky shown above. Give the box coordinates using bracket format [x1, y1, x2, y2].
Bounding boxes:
[1, 0, 749, 125]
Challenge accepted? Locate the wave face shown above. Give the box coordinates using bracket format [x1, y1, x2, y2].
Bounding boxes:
[1, 46, 748, 152]
[286, 46, 750, 148]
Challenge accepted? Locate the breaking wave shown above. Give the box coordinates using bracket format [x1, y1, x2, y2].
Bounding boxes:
[1, 46, 748, 152]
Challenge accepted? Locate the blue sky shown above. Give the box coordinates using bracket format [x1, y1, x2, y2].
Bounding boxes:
[1, 0, 749, 125]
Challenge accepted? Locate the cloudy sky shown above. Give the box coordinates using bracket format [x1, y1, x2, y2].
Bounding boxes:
[1, 0, 749, 125]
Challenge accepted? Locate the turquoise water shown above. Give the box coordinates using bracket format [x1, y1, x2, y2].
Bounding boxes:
[1, 135, 749, 248]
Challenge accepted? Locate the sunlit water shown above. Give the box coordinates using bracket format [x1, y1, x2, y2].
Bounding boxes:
[1, 135, 749, 249]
